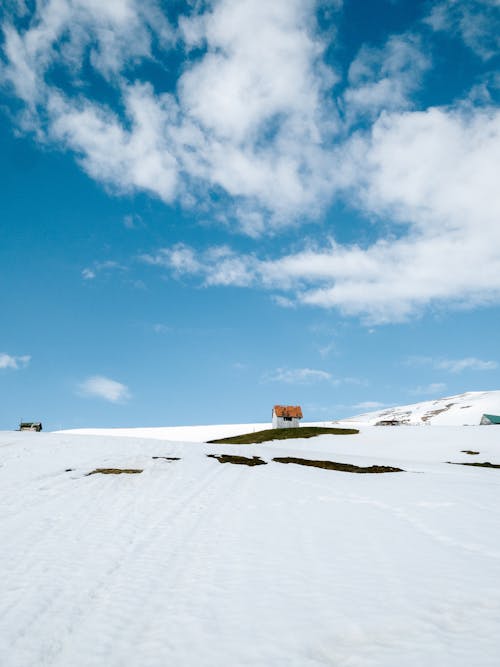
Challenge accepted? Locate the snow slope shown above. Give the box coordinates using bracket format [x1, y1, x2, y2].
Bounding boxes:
[337, 390, 500, 426]
[1, 427, 500, 666]
[59, 392, 500, 442]
[58, 422, 272, 442]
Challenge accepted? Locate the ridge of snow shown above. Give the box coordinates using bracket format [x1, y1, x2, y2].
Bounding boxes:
[337, 390, 500, 427]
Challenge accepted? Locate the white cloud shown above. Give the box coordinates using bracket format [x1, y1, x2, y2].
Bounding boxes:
[343, 34, 430, 123]
[271, 295, 297, 309]
[78, 375, 130, 403]
[82, 268, 96, 280]
[81, 260, 126, 281]
[152, 323, 171, 334]
[263, 367, 332, 384]
[318, 341, 336, 358]
[123, 214, 142, 229]
[3, 2, 500, 324]
[232, 362, 248, 371]
[147, 101, 500, 323]
[0, 353, 31, 370]
[1, 0, 339, 232]
[425, 0, 500, 61]
[410, 382, 447, 395]
[1, 0, 173, 105]
[352, 401, 386, 410]
[436, 358, 498, 373]
[47, 86, 179, 203]
[406, 356, 497, 373]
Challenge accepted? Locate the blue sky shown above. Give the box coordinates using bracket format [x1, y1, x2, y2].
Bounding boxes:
[1, 0, 499, 429]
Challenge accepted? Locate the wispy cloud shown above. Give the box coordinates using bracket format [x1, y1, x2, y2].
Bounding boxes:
[123, 214, 143, 229]
[81, 261, 126, 281]
[425, 0, 500, 61]
[406, 356, 497, 373]
[1, 0, 340, 233]
[263, 367, 332, 384]
[436, 358, 498, 373]
[232, 362, 248, 371]
[152, 323, 171, 334]
[78, 375, 130, 403]
[0, 353, 31, 370]
[317, 341, 336, 358]
[343, 33, 430, 124]
[271, 295, 297, 309]
[3, 2, 500, 324]
[352, 401, 386, 410]
[409, 382, 447, 396]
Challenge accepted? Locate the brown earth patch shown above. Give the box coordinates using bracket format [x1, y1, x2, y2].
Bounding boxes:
[86, 468, 143, 476]
[447, 461, 500, 469]
[152, 456, 181, 461]
[208, 426, 358, 445]
[273, 457, 404, 473]
[461, 450, 480, 455]
[207, 454, 267, 466]
[421, 403, 456, 422]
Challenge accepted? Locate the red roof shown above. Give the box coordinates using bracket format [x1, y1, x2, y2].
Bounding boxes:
[273, 405, 303, 419]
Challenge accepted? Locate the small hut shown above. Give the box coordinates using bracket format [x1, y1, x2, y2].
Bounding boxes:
[480, 414, 500, 425]
[375, 419, 401, 426]
[272, 405, 303, 429]
[19, 422, 42, 432]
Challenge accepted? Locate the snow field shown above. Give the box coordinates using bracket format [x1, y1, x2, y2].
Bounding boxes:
[342, 390, 500, 426]
[1, 427, 500, 666]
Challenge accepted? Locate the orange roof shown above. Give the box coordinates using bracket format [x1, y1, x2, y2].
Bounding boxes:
[273, 405, 303, 419]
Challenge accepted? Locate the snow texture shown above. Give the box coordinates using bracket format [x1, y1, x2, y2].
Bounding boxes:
[338, 390, 500, 426]
[1, 423, 500, 666]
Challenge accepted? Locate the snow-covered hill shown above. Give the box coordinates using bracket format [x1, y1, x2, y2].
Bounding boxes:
[2, 427, 500, 666]
[58, 422, 272, 442]
[59, 392, 500, 442]
[338, 390, 500, 426]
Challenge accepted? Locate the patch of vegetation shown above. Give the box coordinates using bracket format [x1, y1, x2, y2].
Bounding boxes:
[208, 426, 358, 445]
[86, 468, 143, 476]
[447, 461, 500, 469]
[273, 457, 404, 474]
[421, 403, 456, 422]
[152, 456, 180, 461]
[207, 454, 267, 466]
[461, 450, 480, 455]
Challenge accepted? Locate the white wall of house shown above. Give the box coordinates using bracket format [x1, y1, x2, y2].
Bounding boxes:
[272, 413, 300, 429]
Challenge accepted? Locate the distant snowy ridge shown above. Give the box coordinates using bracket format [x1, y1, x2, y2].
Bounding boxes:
[58, 391, 500, 440]
[337, 390, 500, 426]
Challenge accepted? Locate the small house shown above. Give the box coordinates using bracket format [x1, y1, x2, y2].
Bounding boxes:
[19, 422, 42, 432]
[272, 405, 303, 429]
[480, 414, 500, 425]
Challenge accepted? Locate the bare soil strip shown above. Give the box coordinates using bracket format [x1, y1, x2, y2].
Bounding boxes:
[86, 468, 143, 476]
[461, 450, 480, 455]
[447, 461, 500, 469]
[208, 426, 358, 445]
[152, 456, 181, 461]
[207, 454, 267, 466]
[272, 457, 404, 473]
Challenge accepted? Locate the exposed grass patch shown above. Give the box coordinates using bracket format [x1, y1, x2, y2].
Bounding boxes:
[447, 461, 500, 469]
[208, 426, 358, 445]
[152, 456, 180, 461]
[461, 450, 480, 455]
[207, 454, 267, 466]
[86, 468, 143, 476]
[273, 457, 404, 474]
